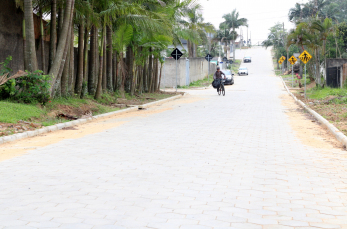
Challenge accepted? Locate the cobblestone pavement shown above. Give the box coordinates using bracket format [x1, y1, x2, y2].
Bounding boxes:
[0, 47, 347, 229]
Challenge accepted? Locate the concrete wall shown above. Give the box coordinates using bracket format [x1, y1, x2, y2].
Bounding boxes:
[160, 57, 216, 88]
[0, 0, 52, 74]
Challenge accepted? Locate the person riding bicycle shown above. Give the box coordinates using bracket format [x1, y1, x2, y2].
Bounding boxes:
[213, 67, 226, 92]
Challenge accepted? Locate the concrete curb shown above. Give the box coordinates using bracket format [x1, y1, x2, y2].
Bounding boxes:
[0, 94, 184, 145]
[279, 76, 347, 148]
[138, 94, 183, 109]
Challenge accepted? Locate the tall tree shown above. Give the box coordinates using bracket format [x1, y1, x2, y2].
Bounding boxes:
[23, 0, 38, 72]
[222, 9, 248, 61]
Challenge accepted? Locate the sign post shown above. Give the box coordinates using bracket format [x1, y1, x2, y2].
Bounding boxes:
[298, 50, 312, 99]
[278, 56, 286, 73]
[171, 48, 183, 92]
[288, 56, 297, 88]
[205, 54, 213, 82]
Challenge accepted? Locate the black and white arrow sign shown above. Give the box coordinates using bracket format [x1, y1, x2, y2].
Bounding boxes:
[171, 48, 183, 60]
[205, 54, 213, 62]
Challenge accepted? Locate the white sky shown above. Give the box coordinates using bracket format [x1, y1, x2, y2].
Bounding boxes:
[200, 0, 309, 44]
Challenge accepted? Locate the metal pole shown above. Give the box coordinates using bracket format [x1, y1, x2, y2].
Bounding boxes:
[292, 64, 294, 88]
[304, 64, 307, 99]
[176, 59, 178, 92]
[208, 60, 210, 81]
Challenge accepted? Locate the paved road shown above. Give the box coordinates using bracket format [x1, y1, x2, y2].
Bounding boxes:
[0, 47, 347, 229]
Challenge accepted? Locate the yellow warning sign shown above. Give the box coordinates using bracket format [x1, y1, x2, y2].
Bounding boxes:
[280, 56, 286, 62]
[299, 50, 312, 64]
[278, 59, 283, 64]
[288, 56, 297, 65]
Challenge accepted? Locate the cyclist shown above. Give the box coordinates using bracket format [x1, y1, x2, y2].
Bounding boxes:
[213, 67, 226, 92]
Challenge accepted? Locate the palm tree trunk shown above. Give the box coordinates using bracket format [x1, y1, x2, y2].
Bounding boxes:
[102, 34, 107, 91]
[119, 53, 125, 95]
[95, 26, 105, 100]
[49, 0, 74, 95]
[57, 1, 64, 44]
[40, 10, 46, 74]
[142, 57, 147, 93]
[49, 0, 57, 72]
[125, 45, 133, 93]
[22, 19, 27, 70]
[61, 42, 70, 97]
[153, 58, 158, 92]
[158, 62, 163, 91]
[82, 26, 89, 97]
[75, 21, 84, 96]
[232, 27, 236, 62]
[148, 49, 153, 92]
[113, 52, 117, 91]
[88, 25, 96, 94]
[106, 25, 113, 92]
[68, 23, 75, 95]
[23, 0, 38, 72]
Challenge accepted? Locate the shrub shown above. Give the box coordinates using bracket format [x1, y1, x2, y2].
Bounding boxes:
[0, 56, 51, 105]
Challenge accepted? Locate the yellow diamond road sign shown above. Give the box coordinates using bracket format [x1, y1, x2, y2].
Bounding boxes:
[278, 56, 286, 64]
[289, 56, 297, 65]
[299, 50, 312, 64]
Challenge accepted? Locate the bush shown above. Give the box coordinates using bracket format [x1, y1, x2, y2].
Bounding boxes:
[0, 56, 51, 105]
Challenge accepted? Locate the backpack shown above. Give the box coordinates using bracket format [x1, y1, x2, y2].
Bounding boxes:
[212, 79, 220, 89]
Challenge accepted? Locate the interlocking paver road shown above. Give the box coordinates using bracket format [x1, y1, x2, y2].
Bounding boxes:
[0, 47, 347, 229]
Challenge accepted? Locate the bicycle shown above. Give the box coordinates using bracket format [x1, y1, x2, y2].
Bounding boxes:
[217, 78, 225, 96]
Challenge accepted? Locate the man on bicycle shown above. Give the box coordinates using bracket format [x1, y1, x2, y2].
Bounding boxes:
[213, 67, 226, 92]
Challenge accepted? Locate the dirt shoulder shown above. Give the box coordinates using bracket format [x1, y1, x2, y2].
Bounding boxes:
[0, 94, 201, 162]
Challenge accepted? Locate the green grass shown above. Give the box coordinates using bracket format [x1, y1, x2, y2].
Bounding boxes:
[0, 101, 45, 123]
[307, 87, 347, 100]
[177, 74, 214, 89]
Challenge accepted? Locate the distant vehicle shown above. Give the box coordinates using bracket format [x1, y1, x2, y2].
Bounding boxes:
[238, 67, 248, 75]
[223, 70, 234, 85]
[243, 57, 251, 63]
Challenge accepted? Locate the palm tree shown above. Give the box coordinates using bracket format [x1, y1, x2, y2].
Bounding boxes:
[23, 0, 38, 72]
[222, 9, 248, 61]
[48, 0, 74, 96]
[179, 4, 214, 58]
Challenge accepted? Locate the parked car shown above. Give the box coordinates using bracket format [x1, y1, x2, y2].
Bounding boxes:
[243, 57, 251, 63]
[223, 70, 234, 85]
[238, 67, 248, 75]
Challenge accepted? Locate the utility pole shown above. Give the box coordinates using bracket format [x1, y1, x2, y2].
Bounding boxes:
[247, 27, 248, 47]
[250, 31, 251, 46]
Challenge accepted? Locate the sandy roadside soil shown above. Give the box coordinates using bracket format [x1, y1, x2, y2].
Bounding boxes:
[0, 96, 203, 162]
[280, 93, 343, 150]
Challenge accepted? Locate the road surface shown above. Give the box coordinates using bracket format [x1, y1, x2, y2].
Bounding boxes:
[0, 47, 346, 229]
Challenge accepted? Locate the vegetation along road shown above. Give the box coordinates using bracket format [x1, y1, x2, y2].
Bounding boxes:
[1, 0, 347, 228]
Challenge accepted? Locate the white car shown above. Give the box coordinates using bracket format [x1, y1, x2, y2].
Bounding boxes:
[238, 67, 248, 75]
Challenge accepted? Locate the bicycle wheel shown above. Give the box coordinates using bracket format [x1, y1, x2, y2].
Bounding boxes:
[218, 87, 221, 95]
[221, 84, 225, 96]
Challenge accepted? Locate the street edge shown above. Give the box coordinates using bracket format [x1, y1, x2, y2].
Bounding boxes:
[0, 93, 184, 146]
[279, 76, 347, 149]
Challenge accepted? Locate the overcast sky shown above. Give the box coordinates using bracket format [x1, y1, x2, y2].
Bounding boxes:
[200, 0, 309, 44]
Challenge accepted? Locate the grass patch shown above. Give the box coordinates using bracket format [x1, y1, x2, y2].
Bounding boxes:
[307, 87, 347, 100]
[0, 101, 44, 123]
[178, 74, 214, 89]
[0, 91, 176, 137]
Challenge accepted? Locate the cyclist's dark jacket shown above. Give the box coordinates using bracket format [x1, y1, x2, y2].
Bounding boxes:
[213, 71, 225, 79]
